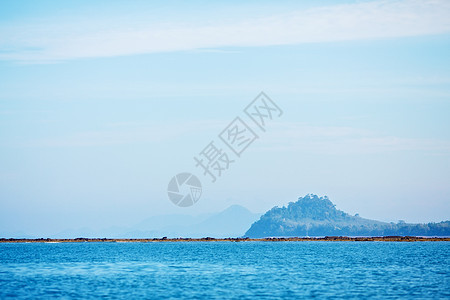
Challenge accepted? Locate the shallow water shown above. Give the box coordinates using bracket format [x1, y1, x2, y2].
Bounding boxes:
[0, 242, 449, 299]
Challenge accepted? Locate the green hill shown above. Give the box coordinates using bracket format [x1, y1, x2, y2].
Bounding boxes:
[245, 194, 450, 238]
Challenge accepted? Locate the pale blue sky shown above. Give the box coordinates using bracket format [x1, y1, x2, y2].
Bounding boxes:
[1, 0, 449, 236]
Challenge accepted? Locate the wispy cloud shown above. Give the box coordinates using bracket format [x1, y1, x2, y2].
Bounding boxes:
[1, 0, 449, 62]
[9, 118, 450, 155]
[257, 122, 450, 155]
[21, 120, 225, 148]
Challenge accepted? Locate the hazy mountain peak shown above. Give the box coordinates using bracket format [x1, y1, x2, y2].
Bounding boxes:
[220, 204, 254, 215]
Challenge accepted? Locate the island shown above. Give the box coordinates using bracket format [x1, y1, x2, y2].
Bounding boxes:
[245, 194, 450, 238]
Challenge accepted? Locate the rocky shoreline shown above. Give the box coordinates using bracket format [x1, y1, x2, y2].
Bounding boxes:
[1, 236, 449, 243]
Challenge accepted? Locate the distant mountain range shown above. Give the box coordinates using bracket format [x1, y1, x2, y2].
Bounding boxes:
[125, 204, 261, 238]
[245, 194, 450, 238]
[44, 205, 260, 239]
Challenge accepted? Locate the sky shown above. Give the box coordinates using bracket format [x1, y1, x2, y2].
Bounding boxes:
[1, 0, 450, 237]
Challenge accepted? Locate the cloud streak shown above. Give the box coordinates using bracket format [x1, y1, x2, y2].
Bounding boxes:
[1, 0, 450, 62]
[18, 120, 450, 158]
[20, 120, 225, 148]
[257, 122, 450, 155]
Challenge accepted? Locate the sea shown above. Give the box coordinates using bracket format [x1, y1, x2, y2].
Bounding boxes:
[0, 241, 449, 299]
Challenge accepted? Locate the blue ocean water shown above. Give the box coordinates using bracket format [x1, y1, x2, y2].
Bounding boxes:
[0, 242, 449, 299]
